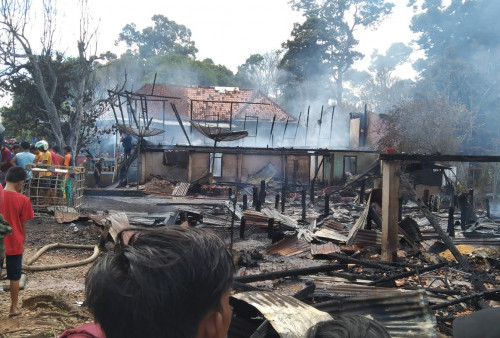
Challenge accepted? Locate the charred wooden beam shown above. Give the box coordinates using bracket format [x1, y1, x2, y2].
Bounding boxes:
[326, 252, 397, 272]
[431, 288, 500, 310]
[368, 262, 448, 286]
[380, 153, 500, 162]
[234, 264, 344, 283]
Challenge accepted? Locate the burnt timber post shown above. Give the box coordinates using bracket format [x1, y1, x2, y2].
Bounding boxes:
[381, 160, 400, 262]
[281, 185, 286, 213]
[301, 189, 307, 220]
[324, 194, 330, 216]
[242, 194, 248, 210]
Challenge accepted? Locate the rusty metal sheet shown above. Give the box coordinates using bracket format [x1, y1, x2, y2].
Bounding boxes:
[314, 227, 348, 242]
[262, 207, 298, 229]
[267, 234, 310, 256]
[172, 182, 190, 197]
[308, 280, 409, 296]
[232, 291, 332, 337]
[314, 289, 437, 338]
[54, 211, 81, 224]
[101, 211, 133, 243]
[311, 242, 341, 255]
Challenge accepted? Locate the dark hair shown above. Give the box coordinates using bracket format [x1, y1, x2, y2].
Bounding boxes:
[52, 145, 60, 153]
[21, 141, 30, 150]
[63, 145, 72, 153]
[12, 143, 21, 150]
[306, 316, 391, 338]
[6, 166, 27, 183]
[85, 226, 234, 338]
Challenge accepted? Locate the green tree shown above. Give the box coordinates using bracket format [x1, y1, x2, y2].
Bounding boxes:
[143, 54, 235, 86]
[118, 15, 198, 59]
[279, 17, 331, 108]
[236, 51, 284, 100]
[285, 0, 394, 105]
[0, 0, 108, 153]
[376, 94, 473, 154]
[410, 0, 500, 153]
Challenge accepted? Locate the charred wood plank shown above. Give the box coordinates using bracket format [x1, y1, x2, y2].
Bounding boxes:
[367, 262, 448, 286]
[234, 264, 344, 283]
[430, 288, 500, 310]
[398, 172, 489, 301]
[326, 252, 397, 272]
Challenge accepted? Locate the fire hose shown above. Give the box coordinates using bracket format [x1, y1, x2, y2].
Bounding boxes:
[23, 243, 99, 271]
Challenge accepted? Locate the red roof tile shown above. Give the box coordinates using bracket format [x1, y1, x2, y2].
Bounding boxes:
[136, 84, 294, 123]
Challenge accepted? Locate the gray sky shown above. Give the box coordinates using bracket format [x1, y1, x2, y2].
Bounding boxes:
[49, 0, 418, 77]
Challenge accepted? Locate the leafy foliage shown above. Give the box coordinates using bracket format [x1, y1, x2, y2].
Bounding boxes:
[410, 0, 500, 153]
[376, 94, 472, 154]
[118, 15, 198, 59]
[282, 0, 394, 105]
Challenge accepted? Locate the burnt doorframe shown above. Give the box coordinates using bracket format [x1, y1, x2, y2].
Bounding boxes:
[343, 155, 357, 180]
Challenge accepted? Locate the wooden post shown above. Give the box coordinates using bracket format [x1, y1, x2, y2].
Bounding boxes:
[423, 190, 429, 207]
[228, 188, 232, 201]
[260, 180, 266, 204]
[281, 185, 286, 213]
[381, 160, 399, 262]
[242, 194, 248, 210]
[301, 189, 307, 220]
[252, 187, 258, 207]
[447, 207, 455, 237]
[398, 198, 403, 221]
[275, 194, 280, 209]
[240, 217, 246, 239]
[267, 218, 274, 239]
[324, 194, 330, 216]
[310, 180, 315, 204]
[486, 198, 490, 218]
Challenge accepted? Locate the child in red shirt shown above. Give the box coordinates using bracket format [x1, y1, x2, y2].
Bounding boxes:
[1, 166, 34, 316]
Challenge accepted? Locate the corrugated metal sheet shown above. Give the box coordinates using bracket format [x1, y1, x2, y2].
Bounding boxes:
[262, 207, 298, 229]
[314, 227, 348, 242]
[311, 242, 341, 255]
[232, 291, 332, 338]
[307, 280, 410, 296]
[314, 289, 437, 338]
[172, 182, 190, 197]
[314, 226, 381, 246]
[267, 234, 310, 256]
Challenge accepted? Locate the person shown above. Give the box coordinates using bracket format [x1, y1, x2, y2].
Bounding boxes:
[0, 142, 13, 187]
[12, 141, 36, 180]
[93, 158, 103, 187]
[34, 140, 52, 167]
[0, 184, 13, 292]
[11, 144, 21, 156]
[63, 146, 74, 167]
[62, 146, 74, 201]
[61, 226, 234, 338]
[0, 166, 34, 317]
[121, 132, 132, 161]
[49, 144, 60, 166]
[34, 140, 53, 205]
[51, 145, 64, 166]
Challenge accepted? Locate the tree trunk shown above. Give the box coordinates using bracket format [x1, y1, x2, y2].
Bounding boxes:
[29, 55, 65, 149]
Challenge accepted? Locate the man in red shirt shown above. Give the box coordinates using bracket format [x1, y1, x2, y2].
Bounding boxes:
[1, 166, 34, 316]
[0, 143, 12, 187]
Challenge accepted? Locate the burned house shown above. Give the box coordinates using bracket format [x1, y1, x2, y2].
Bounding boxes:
[109, 85, 379, 187]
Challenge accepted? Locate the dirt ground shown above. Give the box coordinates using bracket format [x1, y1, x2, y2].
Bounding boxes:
[0, 216, 101, 337]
